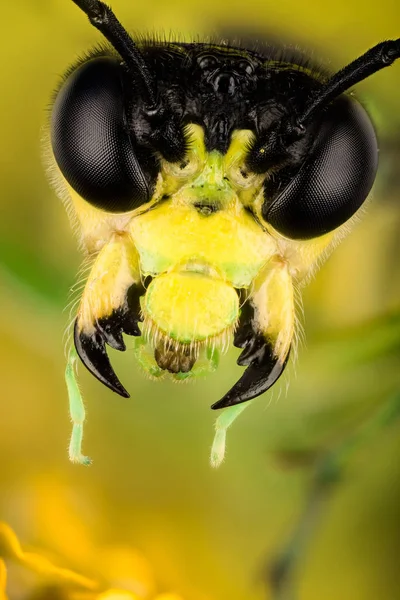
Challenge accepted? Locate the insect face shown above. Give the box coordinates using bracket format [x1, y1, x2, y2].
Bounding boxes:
[46, 0, 399, 464]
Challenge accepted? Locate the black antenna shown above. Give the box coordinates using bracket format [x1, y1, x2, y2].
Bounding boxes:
[71, 0, 158, 110]
[248, 39, 400, 169]
[298, 39, 400, 127]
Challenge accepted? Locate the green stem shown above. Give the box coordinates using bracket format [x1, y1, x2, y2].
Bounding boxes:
[268, 390, 400, 599]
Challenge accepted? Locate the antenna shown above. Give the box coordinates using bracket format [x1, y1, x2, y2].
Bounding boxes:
[71, 0, 158, 110]
[298, 39, 400, 127]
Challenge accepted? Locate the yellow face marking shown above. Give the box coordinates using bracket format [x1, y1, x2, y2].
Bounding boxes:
[130, 125, 276, 288]
[251, 258, 294, 363]
[130, 202, 276, 288]
[143, 270, 239, 343]
[77, 232, 141, 334]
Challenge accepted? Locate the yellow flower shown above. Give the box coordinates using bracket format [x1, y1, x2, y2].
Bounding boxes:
[0, 522, 186, 600]
[97, 591, 140, 600]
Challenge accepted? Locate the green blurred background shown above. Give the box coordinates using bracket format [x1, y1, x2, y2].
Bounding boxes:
[1, 1, 400, 599]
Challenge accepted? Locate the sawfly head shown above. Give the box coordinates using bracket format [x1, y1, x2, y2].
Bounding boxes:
[45, 0, 399, 465]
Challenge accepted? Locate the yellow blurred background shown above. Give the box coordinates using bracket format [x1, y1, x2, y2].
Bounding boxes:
[1, 1, 400, 599]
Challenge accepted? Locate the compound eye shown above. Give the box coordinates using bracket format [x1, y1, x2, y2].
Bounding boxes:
[262, 96, 378, 239]
[51, 57, 154, 212]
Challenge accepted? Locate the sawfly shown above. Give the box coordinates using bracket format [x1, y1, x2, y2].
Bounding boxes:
[45, 0, 399, 465]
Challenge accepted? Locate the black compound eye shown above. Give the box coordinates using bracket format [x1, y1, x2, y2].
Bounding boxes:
[262, 96, 379, 239]
[51, 57, 155, 213]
